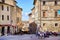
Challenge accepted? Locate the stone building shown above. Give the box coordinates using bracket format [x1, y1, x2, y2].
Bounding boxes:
[29, 7, 35, 23]
[29, 13, 33, 23]
[28, 7, 37, 34]
[33, 0, 60, 32]
[29, 13, 37, 34]
[22, 21, 29, 32]
[0, 0, 22, 36]
[31, 7, 35, 22]
[16, 6, 22, 33]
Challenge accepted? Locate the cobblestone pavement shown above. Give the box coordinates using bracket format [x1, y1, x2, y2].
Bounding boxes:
[0, 34, 60, 40]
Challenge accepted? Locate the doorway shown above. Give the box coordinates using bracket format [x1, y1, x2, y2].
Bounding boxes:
[7, 26, 10, 33]
[1, 27, 5, 36]
[29, 22, 37, 34]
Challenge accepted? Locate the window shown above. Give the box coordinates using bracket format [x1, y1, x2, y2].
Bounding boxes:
[2, 15, 4, 20]
[2, 0, 5, 3]
[55, 11, 57, 17]
[43, 23, 45, 26]
[58, 10, 60, 15]
[43, 1, 45, 5]
[17, 17, 19, 23]
[55, 23, 58, 26]
[7, 6, 9, 11]
[55, 1, 57, 5]
[2, 5, 4, 10]
[43, 11, 46, 17]
[7, 15, 9, 20]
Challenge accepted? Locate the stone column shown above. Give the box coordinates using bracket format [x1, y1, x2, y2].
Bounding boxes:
[4, 26, 7, 36]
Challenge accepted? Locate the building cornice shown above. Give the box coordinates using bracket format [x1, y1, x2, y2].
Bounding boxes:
[0, 2, 14, 7]
[31, 7, 35, 10]
[14, 0, 17, 3]
[33, 0, 37, 5]
[16, 6, 23, 11]
[33, 0, 60, 5]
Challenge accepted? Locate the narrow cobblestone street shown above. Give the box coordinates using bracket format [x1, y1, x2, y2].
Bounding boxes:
[0, 34, 60, 40]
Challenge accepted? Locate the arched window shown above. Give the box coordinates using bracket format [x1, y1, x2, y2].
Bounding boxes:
[2, 5, 4, 10]
[55, 23, 58, 26]
[7, 6, 9, 11]
[2, 15, 4, 20]
[55, 11, 57, 17]
[43, 23, 45, 26]
[43, 11, 46, 17]
[7, 15, 9, 20]
[55, 1, 57, 5]
[43, 1, 46, 5]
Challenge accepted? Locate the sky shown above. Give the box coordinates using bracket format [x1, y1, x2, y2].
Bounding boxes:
[16, 0, 34, 21]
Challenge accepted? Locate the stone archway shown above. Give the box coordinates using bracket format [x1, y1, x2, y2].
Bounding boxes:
[29, 22, 37, 34]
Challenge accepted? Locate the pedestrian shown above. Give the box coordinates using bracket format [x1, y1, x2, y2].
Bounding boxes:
[37, 31, 40, 39]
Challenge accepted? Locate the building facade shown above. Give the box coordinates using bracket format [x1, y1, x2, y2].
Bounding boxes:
[28, 7, 37, 34]
[29, 7, 35, 23]
[16, 6, 22, 33]
[29, 13, 33, 23]
[31, 7, 35, 22]
[33, 0, 60, 32]
[0, 0, 22, 36]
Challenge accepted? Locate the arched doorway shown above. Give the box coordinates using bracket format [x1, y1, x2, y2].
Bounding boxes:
[1, 27, 5, 36]
[7, 26, 10, 33]
[29, 22, 37, 34]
